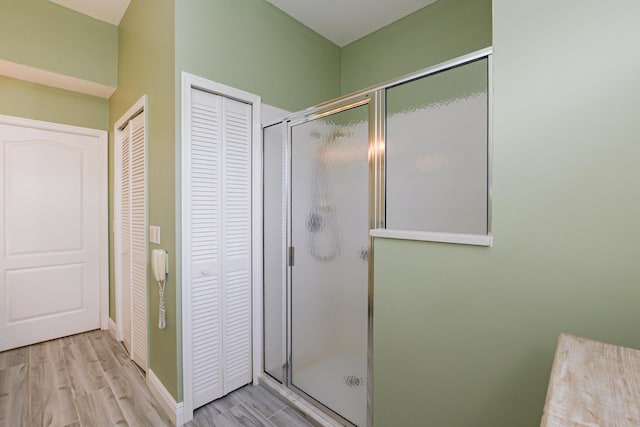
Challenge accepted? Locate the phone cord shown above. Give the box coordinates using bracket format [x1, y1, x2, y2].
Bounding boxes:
[158, 280, 166, 329]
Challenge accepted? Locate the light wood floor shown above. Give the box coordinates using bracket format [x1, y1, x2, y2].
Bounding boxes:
[0, 330, 171, 426]
[186, 383, 315, 427]
[0, 330, 315, 427]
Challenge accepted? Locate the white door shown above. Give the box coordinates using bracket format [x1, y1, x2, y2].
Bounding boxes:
[0, 120, 104, 352]
[117, 107, 147, 371]
[129, 112, 147, 370]
[220, 95, 253, 393]
[121, 122, 132, 353]
[186, 87, 253, 410]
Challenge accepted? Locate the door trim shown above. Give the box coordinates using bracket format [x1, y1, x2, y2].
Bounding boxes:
[181, 72, 262, 422]
[0, 113, 109, 332]
[113, 95, 148, 370]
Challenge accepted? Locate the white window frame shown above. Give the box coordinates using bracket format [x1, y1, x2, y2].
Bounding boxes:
[376, 50, 493, 247]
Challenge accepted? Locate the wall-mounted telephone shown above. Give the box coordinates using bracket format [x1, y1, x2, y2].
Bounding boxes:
[151, 249, 168, 282]
[151, 249, 168, 329]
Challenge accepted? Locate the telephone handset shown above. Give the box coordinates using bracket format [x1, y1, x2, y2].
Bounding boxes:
[151, 249, 168, 282]
[151, 249, 168, 329]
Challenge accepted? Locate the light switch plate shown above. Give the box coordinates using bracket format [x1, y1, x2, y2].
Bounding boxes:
[149, 225, 161, 244]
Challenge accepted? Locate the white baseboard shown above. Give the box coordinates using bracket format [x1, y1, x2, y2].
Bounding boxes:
[147, 369, 184, 426]
[108, 318, 118, 341]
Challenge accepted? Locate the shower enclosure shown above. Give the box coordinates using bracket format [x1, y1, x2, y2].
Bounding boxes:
[262, 48, 491, 426]
[264, 100, 374, 426]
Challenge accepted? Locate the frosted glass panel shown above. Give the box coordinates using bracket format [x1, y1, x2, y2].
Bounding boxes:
[263, 123, 285, 382]
[291, 104, 369, 426]
[386, 58, 489, 234]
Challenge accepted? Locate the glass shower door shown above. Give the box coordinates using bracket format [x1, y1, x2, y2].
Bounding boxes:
[290, 103, 369, 426]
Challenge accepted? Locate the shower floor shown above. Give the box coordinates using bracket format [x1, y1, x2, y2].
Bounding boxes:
[293, 347, 367, 426]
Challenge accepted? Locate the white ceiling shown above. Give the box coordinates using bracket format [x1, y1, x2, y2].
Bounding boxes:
[48, 0, 438, 46]
[49, 0, 131, 26]
[264, 0, 439, 46]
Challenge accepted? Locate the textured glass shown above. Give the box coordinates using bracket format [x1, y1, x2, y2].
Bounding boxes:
[263, 123, 285, 382]
[291, 104, 369, 426]
[386, 58, 489, 234]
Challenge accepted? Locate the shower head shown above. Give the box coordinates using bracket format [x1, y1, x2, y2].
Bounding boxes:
[328, 127, 349, 141]
[310, 127, 351, 143]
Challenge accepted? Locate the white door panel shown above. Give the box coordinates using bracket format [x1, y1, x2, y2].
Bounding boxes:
[5, 142, 84, 255]
[129, 112, 147, 370]
[221, 96, 252, 392]
[6, 264, 84, 321]
[121, 122, 132, 353]
[0, 123, 102, 352]
[189, 89, 224, 408]
[116, 107, 147, 371]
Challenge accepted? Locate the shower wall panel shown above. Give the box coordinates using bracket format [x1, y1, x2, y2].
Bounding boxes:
[263, 123, 285, 382]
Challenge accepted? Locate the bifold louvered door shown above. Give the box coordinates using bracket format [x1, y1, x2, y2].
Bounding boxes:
[121, 122, 132, 354]
[129, 113, 147, 370]
[120, 111, 147, 371]
[188, 88, 252, 409]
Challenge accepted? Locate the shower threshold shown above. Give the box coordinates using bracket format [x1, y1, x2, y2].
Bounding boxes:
[259, 375, 347, 427]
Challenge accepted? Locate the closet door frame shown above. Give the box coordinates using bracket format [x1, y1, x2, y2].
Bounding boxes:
[114, 94, 149, 370]
[181, 72, 262, 422]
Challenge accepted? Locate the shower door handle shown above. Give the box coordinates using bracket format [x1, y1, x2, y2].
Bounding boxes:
[288, 246, 295, 267]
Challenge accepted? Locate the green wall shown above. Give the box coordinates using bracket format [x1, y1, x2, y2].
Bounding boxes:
[108, 0, 178, 399]
[0, 76, 108, 130]
[341, 0, 492, 94]
[0, 0, 117, 87]
[0, 0, 115, 131]
[175, 0, 341, 112]
[373, 1, 640, 426]
[7, 3, 635, 424]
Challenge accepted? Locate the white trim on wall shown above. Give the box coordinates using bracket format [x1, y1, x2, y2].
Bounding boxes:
[113, 95, 148, 363]
[98, 121, 109, 331]
[181, 72, 262, 423]
[251, 92, 264, 388]
[370, 229, 493, 247]
[0, 59, 116, 99]
[262, 103, 291, 127]
[180, 75, 193, 422]
[0, 114, 109, 332]
[108, 318, 118, 341]
[147, 369, 185, 426]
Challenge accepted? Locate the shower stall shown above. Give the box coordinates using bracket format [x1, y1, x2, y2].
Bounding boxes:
[263, 99, 373, 426]
[262, 48, 491, 426]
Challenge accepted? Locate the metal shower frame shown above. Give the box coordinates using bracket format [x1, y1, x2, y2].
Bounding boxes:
[262, 46, 493, 427]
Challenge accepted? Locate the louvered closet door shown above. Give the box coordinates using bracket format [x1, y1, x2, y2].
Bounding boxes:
[129, 112, 147, 370]
[121, 123, 132, 354]
[220, 97, 252, 392]
[188, 88, 252, 410]
[190, 89, 224, 408]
